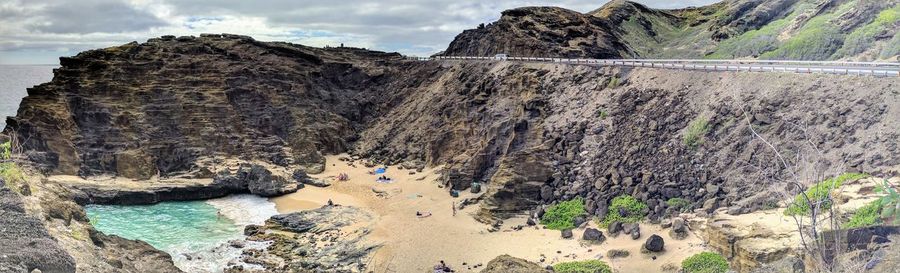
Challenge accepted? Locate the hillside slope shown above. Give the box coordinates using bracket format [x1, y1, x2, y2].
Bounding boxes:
[443, 0, 900, 61]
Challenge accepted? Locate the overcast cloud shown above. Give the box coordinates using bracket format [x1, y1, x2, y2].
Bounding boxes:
[0, 0, 719, 64]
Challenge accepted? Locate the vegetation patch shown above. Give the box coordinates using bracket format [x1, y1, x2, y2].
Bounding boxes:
[596, 108, 608, 119]
[553, 260, 613, 273]
[0, 141, 23, 191]
[834, 6, 900, 59]
[606, 77, 621, 89]
[682, 252, 729, 273]
[844, 199, 884, 228]
[706, 16, 790, 59]
[760, 2, 854, 60]
[875, 179, 900, 225]
[666, 197, 693, 213]
[541, 197, 586, 230]
[784, 173, 869, 216]
[682, 116, 709, 148]
[600, 195, 648, 227]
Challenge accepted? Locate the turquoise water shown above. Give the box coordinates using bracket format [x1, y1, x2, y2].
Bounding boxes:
[85, 200, 243, 255]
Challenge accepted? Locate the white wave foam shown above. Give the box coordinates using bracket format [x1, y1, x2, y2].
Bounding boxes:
[205, 194, 279, 226]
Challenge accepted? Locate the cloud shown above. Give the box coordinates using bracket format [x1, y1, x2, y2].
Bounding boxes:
[0, 0, 721, 64]
[29, 0, 168, 34]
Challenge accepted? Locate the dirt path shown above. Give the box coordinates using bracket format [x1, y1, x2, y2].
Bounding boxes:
[271, 154, 707, 272]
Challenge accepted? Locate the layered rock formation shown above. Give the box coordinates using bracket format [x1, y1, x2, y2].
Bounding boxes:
[234, 205, 378, 272]
[3, 34, 431, 180]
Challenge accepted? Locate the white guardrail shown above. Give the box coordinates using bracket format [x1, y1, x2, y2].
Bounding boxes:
[406, 56, 900, 77]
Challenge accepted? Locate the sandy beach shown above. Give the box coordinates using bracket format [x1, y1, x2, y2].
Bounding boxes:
[271, 154, 708, 273]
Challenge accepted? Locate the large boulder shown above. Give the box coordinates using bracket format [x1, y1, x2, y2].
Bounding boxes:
[214, 164, 299, 197]
[670, 218, 688, 240]
[292, 170, 330, 187]
[561, 229, 574, 239]
[480, 255, 549, 273]
[582, 228, 606, 243]
[644, 234, 665, 252]
[608, 221, 623, 237]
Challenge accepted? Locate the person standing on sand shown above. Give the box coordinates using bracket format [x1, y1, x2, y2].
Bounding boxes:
[452, 201, 457, 216]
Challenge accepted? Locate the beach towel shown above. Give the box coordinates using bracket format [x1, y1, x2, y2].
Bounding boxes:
[374, 168, 386, 174]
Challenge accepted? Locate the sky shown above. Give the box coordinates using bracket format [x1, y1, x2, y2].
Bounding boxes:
[0, 0, 720, 64]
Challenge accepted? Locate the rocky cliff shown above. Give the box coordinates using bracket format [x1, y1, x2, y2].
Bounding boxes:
[4, 34, 435, 180]
[7, 34, 900, 222]
[4, 32, 900, 272]
[442, 0, 900, 61]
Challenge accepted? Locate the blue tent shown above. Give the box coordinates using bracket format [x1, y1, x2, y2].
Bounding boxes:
[374, 168, 386, 174]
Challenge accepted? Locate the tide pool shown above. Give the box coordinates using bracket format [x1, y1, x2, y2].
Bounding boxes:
[85, 194, 279, 272]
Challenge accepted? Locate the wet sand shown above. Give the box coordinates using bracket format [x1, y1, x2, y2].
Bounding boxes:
[271, 154, 707, 272]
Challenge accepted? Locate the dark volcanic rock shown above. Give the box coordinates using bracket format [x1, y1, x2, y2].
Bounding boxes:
[582, 228, 606, 243]
[561, 229, 574, 239]
[0, 181, 76, 273]
[443, 6, 629, 58]
[644, 234, 665, 252]
[268, 214, 317, 233]
[608, 221, 623, 237]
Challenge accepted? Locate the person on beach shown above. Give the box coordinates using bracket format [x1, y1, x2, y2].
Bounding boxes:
[432, 261, 453, 272]
[416, 211, 432, 218]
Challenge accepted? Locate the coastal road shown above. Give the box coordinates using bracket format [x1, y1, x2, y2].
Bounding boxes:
[412, 56, 900, 77]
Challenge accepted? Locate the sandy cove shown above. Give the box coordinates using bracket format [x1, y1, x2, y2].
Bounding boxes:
[271, 154, 707, 273]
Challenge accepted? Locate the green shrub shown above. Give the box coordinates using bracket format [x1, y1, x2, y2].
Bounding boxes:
[607, 77, 620, 89]
[553, 260, 612, 273]
[682, 252, 729, 273]
[875, 179, 900, 225]
[667, 197, 693, 213]
[541, 197, 586, 230]
[596, 109, 608, 119]
[600, 195, 648, 227]
[844, 199, 884, 228]
[784, 173, 869, 216]
[1, 141, 10, 160]
[683, 117, 709, 148]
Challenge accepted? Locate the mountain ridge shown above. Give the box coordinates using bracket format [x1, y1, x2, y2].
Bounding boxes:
[443, 0, 900, 61]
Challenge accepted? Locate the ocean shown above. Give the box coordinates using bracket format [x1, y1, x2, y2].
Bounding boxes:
[86, 194, 279, 272]
[0, 65, 56, 130]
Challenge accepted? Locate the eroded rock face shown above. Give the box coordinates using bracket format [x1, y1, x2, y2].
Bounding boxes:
[3, 34, 430, 180]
